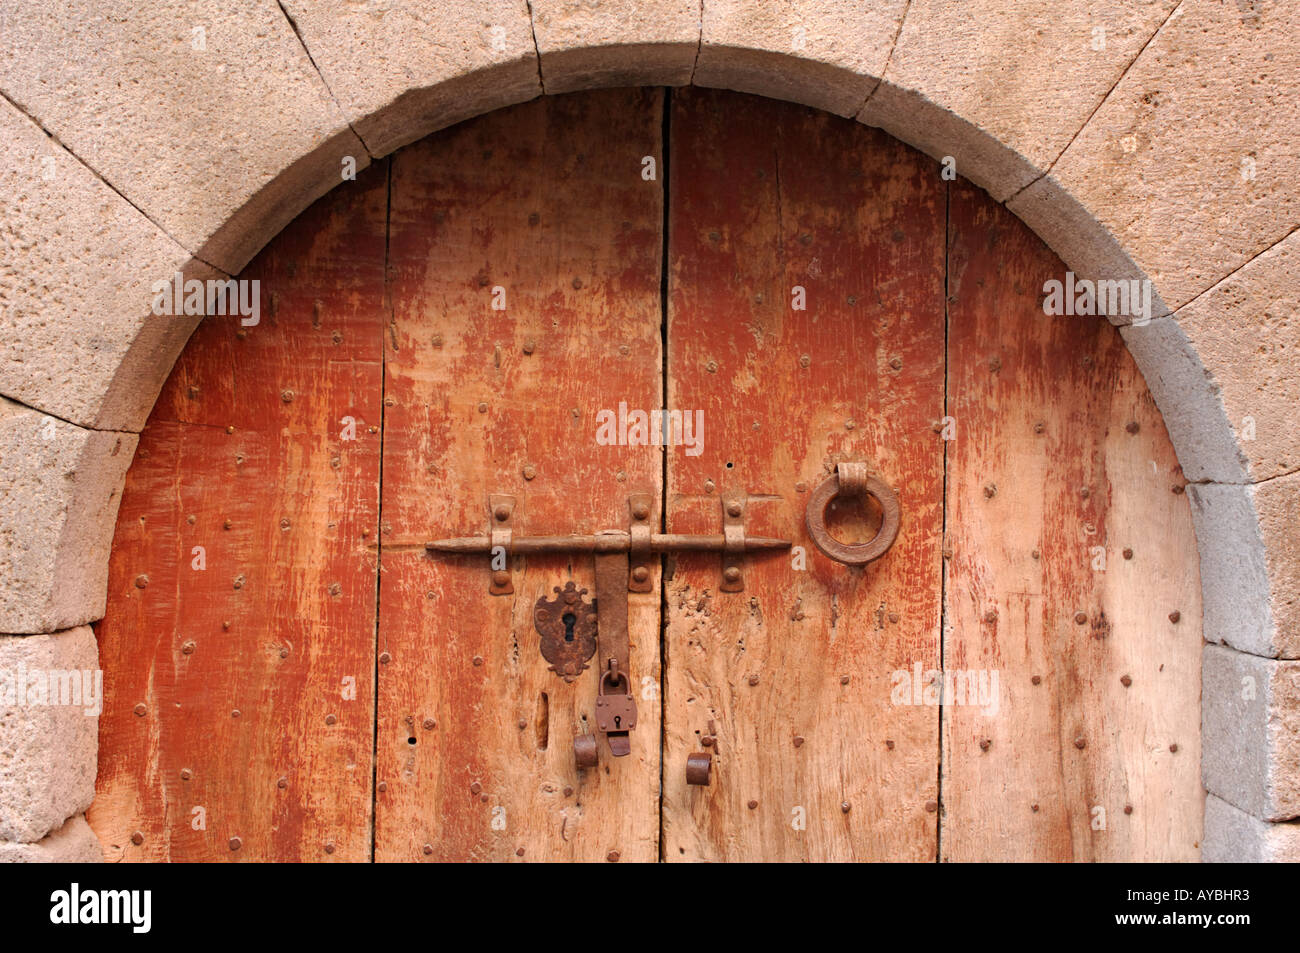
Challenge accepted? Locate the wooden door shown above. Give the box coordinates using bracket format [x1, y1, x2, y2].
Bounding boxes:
[91, 88, 1201, 862]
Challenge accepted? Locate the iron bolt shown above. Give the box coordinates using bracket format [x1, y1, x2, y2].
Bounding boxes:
[477, 402, 488, 413]
[522, 340, 535, 354]
[494, 504, 510, 521]
[423, 844, 433, 856]
[726, 502, 743, 518]
[1169, 743, 1179, 753]
[606, 850, 621, 863]
[1121, 675, 1132, 687]
[748, 800, 759, 810]
[1168, 611, 1181, 624]
[1123, 548, 1133, 560]
[983, 483, 997, 499]
[182, 641, 196, 655]
[472, 655, 484, 667]
[229, 837, 242, 851]
[632, 502, 650, 520]
[324, 843, 335, 854]
[424, 719, 436, 730]
[470, 782, 482, 795]
[492, 570, 510, 587]
[1126, 421, 1140, 434]
[180, 769, 192, 781]
[281, 389, 295, 403]
[841, 801, 851, 813]
[1074, 737, 1087, 749]
[522, 465, 537, 480]
[379, 652, 391, 664]
[134, 574, 149, 589]
[1074, 612, 1088, 624]
[793, 735, 805, 748]
[748, 675, 759, 686]
[1031, 675, 1042, 685]
[131, 832, 144, 845]
[724, 566, 741, 583]
[278, 777, 288, 789]
[133, 704, 147, 717]
[325, 714, 337, 725]
[632, 566, 650, 584]
[925, 801, 938, 813]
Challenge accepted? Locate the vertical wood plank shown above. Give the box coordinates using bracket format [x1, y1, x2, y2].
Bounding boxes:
[941, 180, 1203, 861]
[377, 89, 664, 862]
[663, 89, 947, 861]
[89, 163, 388, 861]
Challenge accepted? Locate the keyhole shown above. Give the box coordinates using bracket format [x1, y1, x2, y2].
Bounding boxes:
[562, 612, 576, 643]
[614, 715, 622, 729]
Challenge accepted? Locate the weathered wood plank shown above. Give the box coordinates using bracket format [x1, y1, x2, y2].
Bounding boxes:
[377, 89, 664, 862]
[940, 180, 1203, 861]
[89, 162, 389, 861]
[662, 89, 947, 861]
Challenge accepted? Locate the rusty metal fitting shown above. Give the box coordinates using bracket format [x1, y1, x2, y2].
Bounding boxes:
[805, 463, 900, 566]
[574, 734, 599, 769]
[686, 752, 712, 786]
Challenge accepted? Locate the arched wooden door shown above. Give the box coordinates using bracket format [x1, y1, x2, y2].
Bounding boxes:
[89, 88, 1202, 862]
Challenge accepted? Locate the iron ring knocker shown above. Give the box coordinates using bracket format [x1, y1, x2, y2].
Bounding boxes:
[805, 462, 901, 566]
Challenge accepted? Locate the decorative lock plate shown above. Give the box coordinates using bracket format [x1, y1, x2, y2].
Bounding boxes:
[534, 582, 598, 682]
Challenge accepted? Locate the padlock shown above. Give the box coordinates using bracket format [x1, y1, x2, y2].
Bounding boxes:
[594, 672, 638, 734]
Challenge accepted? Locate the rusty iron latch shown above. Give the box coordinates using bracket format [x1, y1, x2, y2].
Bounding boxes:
[427, 495, 790, 766]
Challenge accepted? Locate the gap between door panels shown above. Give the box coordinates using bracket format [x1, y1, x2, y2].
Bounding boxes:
[936, 180, 951, 864]
[368, 157, 394, 863]
[656, 87, 673, 864]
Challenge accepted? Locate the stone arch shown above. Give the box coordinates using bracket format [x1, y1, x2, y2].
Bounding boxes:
[0, 1, 1295, 861]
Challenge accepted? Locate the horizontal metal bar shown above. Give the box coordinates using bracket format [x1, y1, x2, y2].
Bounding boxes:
[426, 532, 790, 555]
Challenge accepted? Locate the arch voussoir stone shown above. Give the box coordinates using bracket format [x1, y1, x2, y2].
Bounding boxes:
[278, 0, 542, 160]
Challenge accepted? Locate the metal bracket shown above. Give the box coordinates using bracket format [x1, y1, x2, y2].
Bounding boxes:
[488, 494, 514, 595]
[627, 492, 654, 593]
[721, 494, 746, 592]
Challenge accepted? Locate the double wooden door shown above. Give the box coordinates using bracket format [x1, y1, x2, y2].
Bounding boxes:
[91, 88, 1202, 862]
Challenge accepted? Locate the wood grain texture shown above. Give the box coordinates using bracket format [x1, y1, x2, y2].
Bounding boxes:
[662, 89, 947, 861]
[89, 162, 389, 861]
[940, 180, 1203, 861]
[90, 89, 1204, 863]
[376, 89, 665, 862]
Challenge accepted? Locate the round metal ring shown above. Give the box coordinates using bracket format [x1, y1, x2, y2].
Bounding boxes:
[804, 467, 900, 566]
